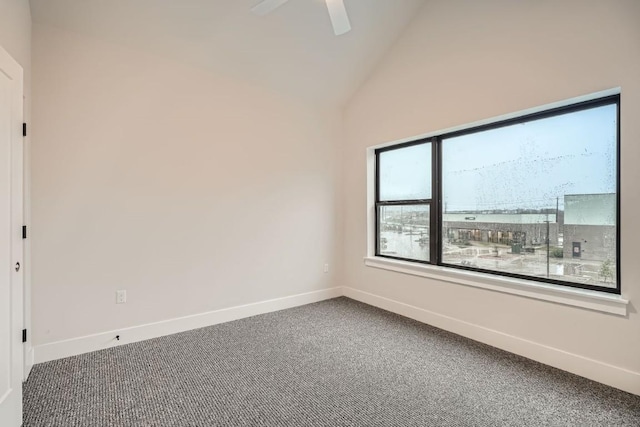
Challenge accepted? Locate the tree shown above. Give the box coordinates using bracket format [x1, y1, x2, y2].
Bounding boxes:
[599, 259, 613, 283]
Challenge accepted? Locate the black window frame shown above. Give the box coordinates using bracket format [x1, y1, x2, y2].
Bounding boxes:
[374, 94, 621, 295]
[375, 139, 439, 264]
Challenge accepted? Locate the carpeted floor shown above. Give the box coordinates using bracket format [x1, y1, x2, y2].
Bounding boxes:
[23, 297, 640, 426]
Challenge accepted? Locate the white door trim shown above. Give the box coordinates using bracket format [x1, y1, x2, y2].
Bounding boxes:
[0, 44, 24, 427]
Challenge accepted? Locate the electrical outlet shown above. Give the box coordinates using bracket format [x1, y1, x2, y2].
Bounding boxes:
[116, 290, 127, 304]
[324, 263, 329, 273]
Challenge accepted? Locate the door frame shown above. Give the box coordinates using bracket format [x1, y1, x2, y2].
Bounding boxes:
[0, 44, 24, 427]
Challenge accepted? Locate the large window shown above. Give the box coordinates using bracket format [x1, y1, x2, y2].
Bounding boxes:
[375, 95, 620, 294]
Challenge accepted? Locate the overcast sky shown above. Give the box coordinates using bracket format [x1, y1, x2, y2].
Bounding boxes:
[442, 103, 616, 211]
[380, 103, 617, 212]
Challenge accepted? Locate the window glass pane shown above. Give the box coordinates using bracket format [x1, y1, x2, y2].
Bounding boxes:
[378, 204, 430, 262]
[379, 143, 431, 201]
[441, 103, 617, 288]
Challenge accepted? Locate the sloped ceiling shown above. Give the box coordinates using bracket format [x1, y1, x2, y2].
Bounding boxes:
[29, 0, 427, 106]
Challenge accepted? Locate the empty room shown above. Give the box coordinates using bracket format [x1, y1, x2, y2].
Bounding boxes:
[1, 0, 639, 425]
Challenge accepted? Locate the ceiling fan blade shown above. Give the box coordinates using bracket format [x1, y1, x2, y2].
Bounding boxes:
[326, 0, 351, 35]
[251, 0, 290, 16]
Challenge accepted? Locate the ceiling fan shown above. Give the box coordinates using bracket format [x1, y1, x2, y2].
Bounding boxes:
[251, 0, 352, 36]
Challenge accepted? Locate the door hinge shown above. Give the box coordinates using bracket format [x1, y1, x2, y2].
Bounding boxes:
[23, 123, 27, 137]
[22, 225, 27, 239]
[22, 329, 27, 343]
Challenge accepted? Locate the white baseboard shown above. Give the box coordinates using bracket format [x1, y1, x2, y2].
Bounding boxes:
[32, 285, 640, 397]
[23, 347, 34, 381]
[343, 286, 640, 396]
[34, 287, 342, 364]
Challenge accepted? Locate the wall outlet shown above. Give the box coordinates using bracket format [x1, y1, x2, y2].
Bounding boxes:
[116, 290, 127, 304]
[324, 263, 329, 273]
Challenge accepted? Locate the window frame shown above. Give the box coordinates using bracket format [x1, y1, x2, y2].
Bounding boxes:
[375, 139, 438, 263]
[374, 93, 621, 295]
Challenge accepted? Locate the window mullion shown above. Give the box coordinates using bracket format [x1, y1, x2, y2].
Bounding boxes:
[431, 136, 441, 265]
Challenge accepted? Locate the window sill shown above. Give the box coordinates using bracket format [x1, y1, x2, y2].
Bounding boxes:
[363, 256, 628, 316]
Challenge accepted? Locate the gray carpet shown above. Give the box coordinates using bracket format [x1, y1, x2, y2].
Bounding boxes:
[24, 297, 640, 426]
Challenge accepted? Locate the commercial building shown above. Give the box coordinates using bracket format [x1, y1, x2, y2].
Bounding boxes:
[443, 213, 559, 248]
[563, 193, 616, 262]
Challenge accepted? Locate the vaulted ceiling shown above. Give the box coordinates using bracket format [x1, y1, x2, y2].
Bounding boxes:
[29, 0, 427, 106]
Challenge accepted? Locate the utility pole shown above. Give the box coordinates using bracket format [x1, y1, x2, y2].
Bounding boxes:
[545, 212, 550, 278]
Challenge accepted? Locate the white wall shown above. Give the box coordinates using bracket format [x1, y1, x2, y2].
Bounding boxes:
[343, 0, 640, 392]
[0, 0, 30, 69]
[0, 0, 32, 375]
[31, 24, 342, 346]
